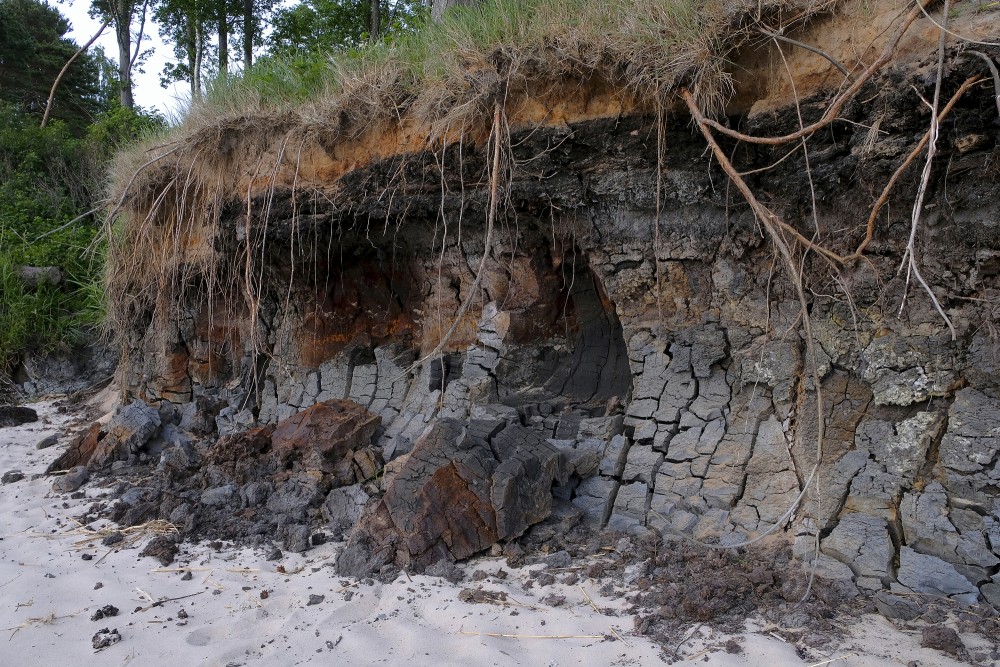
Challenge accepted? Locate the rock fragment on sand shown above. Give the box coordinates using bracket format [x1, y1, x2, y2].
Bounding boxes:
[36, 434, 57, 449]
[1, 470, 24, 484]
[139, 536, 178, 565]
[91, 627, 121, 650]
[307, 594, 324, 606]
[51, 466, 88, 493]
[0, 406, 37, 428]
[90, 605, 119, 621]
[921, 624, 964, 656]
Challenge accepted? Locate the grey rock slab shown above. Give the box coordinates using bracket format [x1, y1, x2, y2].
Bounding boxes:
[598, 435, 629, 478]
[322, 485, 370, 540]
[940, 389, 1000, 474]
[622, 444, 663, 484]
[896, 547, 979, 604]
[821, 513, 894, 583]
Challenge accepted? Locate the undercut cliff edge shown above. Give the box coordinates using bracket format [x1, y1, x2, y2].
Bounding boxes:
[52, 0, 1000, 617]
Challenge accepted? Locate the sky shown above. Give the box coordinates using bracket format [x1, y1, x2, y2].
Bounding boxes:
[59, 0, 192, 118]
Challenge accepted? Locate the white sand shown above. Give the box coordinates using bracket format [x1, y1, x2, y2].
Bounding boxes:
[0, 400, 991, 666]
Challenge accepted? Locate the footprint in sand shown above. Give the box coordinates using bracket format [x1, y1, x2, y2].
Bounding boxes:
[186, 627, 213, 646]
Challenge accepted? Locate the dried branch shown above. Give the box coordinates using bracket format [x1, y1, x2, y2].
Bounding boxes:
[41, 19, 112, 129]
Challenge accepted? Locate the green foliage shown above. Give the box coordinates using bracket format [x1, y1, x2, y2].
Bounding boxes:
[0, 99, 164, 376]
[268, 0, 426, 54]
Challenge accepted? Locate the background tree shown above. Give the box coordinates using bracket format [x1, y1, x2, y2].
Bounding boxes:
[0, 0, 110, 127]
[91, 0, 150, 109]
[268, 0, 424, 55]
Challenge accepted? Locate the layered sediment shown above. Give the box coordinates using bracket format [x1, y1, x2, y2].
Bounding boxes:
[80, 0, 1000, 608]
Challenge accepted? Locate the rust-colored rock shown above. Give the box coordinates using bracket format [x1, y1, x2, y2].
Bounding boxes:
[48, 422, 103, 472]
[270, 400, 381, 472]
[336, 418, 568, 575]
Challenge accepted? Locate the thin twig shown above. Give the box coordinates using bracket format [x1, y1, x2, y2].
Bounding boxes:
[852, 76, 980, 258]
[458, 629, 605, 640]
[966, 50, 1000, 119]
[698, 0, 935, 146]
[759, 28, 852, 78]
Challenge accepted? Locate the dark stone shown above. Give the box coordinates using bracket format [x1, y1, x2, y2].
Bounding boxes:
[284, 524, 310, 553]
[87, 400, 162, 469]
[101, 531, 124, 546]
[1, 470, 24, 484]
[0, 406, 37, 428]
[265, 546, 283, 561]
[307, 594, 325, 606]
[36, 434, 57, 450]
[139, 536, 179, 565]
[545, 550, 572, 569]
[91, 627, 121, 650]
[875, 592, 922, 621]
[90, 605, 119, 621]
[921, 625, 964, 656]
[51, 466, 88, 493]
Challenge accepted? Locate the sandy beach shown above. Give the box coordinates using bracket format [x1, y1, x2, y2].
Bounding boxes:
[1, 400, 994, 667]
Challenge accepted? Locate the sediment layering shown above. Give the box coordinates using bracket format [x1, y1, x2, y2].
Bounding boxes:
[72, 0, 1000, 610]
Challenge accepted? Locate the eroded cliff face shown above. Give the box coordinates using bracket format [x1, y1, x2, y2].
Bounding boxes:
[102, 5, 1000, 606]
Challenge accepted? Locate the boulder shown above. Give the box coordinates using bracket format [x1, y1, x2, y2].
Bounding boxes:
[336, 418, 569, 575]
[0, 406, 37, 428]
[87, 400, 162, 469]
[16, 265, 61, 288]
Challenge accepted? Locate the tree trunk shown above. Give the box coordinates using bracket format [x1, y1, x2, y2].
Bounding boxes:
[186, 18, 198, 101]
[194, 22, 204, 99]
[431, 0, 479, 21]
[370, 0, 380, 40]
[114, 0, 134, 109]
[243, 0, 253, 69]
[218, 6, 228, 77]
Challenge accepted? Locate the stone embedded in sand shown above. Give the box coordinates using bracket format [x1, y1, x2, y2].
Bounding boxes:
[51, 466, 89, 493]
[1, 470, 24, 484]
[336, 418, 569, 576]
[0, 406, 37, 428]
[921, 624, 965, 656]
